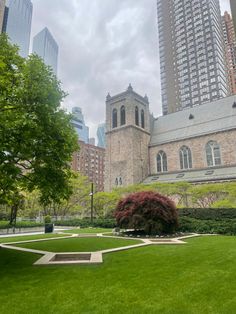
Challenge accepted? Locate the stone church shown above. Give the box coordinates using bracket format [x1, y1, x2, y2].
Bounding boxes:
[105, 85, 236, 192]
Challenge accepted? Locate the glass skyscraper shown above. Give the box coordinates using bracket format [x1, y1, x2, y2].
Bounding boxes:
[97, 123, 106, 148]
[71, 107, 89, 144]
[0, 0, 5, 33]
[33, 27, 58, 74]
[157, 0, 230, 115]
[5, 0, 32, 57]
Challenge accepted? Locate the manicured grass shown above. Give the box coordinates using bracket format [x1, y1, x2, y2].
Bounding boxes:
[1, 236, 236, 313]
[63, 227, 112, 234]
[13, 236, 142, 252]
[0, 233, 69, 244]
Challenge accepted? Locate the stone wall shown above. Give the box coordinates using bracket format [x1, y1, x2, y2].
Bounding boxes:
[149, 129, 236, 174]
[105, 126, 150, 191]
[105, 86, 150, 191]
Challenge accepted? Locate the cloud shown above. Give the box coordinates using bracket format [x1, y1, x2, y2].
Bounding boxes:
[30, 0, 160, 139]
[30, 0, 230, 139]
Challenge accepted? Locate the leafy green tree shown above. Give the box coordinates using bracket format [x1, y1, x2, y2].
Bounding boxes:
[49, 173, 91, 218]
[0, 34, 78, 223]
[189, 184, 227, 208]
[93, 191, 120, 217]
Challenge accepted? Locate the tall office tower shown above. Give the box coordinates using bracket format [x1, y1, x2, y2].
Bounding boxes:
[4, 0, 32, 57]
[71, 107, 89, 144]
[222, 11, 236, 95]
[157, 0, 230, 115]
[33, 27, 58, 74]
[0, 0, 5, 33]
[230, 0, 236, 31]
[1, 5, 8, 33]
[97, 123, 106, 148]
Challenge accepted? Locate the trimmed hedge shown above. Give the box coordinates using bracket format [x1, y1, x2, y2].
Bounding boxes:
[178, 217, 236, 235]
[178, 208, 236, 220]
[55, 218, 116, 229]
[0, 221, 44, 230]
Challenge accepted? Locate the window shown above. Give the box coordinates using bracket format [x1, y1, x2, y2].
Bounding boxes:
[135, 106, 139, 126]
[206, 141, 221, 166]
[115, 177, 122, 186]
[120, 106, 126, 126]
[141, 109, 145, 128]
[179, 146, 192, 169]
[157, 151, 168, 172]
[112, 109, 117, 128]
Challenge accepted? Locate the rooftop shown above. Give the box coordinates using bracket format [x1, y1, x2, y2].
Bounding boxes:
[143, 166, 236, 184]
[150, 96, 236, 146]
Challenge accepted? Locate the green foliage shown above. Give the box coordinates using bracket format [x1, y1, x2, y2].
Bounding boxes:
[0, 34, 78, 209]
[179, 217, 236, 235]
[44, 215, 51, 224]
[189, 184, 227, 208]
[93, 191, 120, 218]
[178, 207, 236, 220]
[53, 173, 91, 216]
[0, 220, 43, 230]
[55, 218, 116, 228]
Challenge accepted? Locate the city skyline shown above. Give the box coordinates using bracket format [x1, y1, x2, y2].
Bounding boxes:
[30, 0, 231, 138]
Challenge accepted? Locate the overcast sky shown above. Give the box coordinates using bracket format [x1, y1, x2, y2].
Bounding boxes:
[31, 0, 231, 140]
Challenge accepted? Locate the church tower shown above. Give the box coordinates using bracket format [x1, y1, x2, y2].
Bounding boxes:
[105, 84, 151, 192]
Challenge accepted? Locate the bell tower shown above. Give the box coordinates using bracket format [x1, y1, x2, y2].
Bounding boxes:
[105, 84, 151, 191]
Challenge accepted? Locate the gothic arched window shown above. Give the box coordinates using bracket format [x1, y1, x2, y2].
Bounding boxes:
[120, 106, 126, 126]
[179, 146, 192, 170]
[135, 106, 139, 126]
[112, 109, 117, 128]
[141, 109, 145, 128]
[206, 141, 221, 167]
[157, 151, 168, 172]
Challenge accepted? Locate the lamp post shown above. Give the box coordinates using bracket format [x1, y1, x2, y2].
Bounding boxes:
[89, 182, 94, 224]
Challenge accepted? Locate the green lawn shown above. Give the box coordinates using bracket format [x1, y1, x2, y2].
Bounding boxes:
[13, 236, 141, 252]
[63, 227, 112, 234]
[1, 236, 236, 313]
[0, 233, 69, 244]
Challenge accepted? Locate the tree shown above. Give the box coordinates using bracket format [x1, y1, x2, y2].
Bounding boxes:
[93, 191, 120, 218]
[189, 184, 227, 208]
[115, 191, 178, 235]
[0, 34, 78, 222]
[48, 173, 91, 218]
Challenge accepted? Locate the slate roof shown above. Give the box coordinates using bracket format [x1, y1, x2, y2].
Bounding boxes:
[150, 96, 236, 146]
[143, 166, 236, 184]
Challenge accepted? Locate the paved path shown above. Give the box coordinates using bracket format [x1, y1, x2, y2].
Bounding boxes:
[0, 232, 204, 266]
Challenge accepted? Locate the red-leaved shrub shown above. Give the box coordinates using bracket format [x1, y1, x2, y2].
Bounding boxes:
[115, 191, 178, 235]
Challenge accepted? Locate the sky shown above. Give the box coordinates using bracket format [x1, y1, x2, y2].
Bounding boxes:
[31, 0, 231, 140]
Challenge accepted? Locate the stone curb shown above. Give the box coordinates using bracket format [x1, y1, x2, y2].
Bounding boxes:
[0, 232, 203, 266]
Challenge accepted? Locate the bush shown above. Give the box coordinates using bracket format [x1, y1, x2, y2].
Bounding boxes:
[178, 217, 236, 235]
[0, 221, 44, 230]
[54, 218, 116, 229]
[115, 191, 178, 235]
[44, 215, 52, 224]
[178, 208, 236, 220]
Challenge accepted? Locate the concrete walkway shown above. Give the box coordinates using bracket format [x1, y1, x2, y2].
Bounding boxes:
[0, 232, 202, 266]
